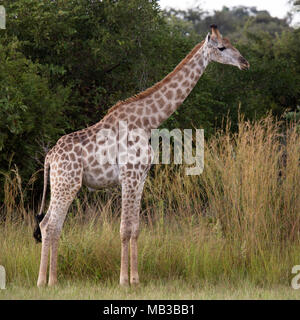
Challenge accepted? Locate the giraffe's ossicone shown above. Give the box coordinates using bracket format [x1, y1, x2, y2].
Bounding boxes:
[34, 25, 249, 287]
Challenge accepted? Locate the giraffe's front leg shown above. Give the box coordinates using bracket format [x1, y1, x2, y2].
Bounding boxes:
[119, 140, 152, 286]
[120, 222, 130, 286]
[120, 170, 148, 286]
[121, 208, 140, 286]
[119, 181, 137, 287]
[130, 178, 147, 286]
[130, 229, 139, 286]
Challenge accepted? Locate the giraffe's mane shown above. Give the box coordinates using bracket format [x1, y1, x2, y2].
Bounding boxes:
[106, 40, 205, 115]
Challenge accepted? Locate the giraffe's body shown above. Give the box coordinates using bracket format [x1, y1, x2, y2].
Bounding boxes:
[35, 25, 249, 287]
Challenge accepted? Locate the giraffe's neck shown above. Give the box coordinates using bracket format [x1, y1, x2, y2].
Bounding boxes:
[146, 42, 209, 129]
[103, 41, 210, 133]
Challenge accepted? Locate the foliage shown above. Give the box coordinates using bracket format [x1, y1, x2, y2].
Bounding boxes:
[0, 1, 299, 203]
[165, 5, 292, 40]
[163, 6, 300, 131]
[0, 38, 69, 199]
[3, 0, 167, 127]
[1, 116, 299, 290]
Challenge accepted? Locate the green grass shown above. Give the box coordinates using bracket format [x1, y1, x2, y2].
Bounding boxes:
[0, 116, 299, 299]
[1, 280, 300, 300]
[1, 219, 300, 299]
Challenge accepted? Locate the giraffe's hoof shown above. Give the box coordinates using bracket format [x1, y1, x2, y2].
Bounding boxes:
[130, 277, 140, 286]
[48, 279, 58, 287]
[37, 280, 47, 288]
[120, 278, 129, 287]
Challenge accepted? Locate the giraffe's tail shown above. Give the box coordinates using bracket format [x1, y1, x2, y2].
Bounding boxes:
[33, 155, 50, 243]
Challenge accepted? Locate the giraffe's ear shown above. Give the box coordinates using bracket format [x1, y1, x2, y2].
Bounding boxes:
[210, 24, 222, 41]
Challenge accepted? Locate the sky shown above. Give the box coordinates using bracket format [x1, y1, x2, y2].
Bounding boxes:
[159, 0, 293, 19]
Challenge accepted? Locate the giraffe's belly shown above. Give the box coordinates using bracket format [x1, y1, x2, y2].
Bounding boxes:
[82, 163, 120, 190]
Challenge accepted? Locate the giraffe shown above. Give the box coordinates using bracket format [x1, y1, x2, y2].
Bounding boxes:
[33, 25, 249, 287]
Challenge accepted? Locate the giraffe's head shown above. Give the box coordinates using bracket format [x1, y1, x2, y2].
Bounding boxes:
[204, 25, 250, 70]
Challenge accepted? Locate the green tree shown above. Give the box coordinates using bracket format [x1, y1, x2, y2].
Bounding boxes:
[165, 5, 291, 41]
[0, 1, 299, 206]
[0, 38, 70, 201]
[3, 0, 167, 129]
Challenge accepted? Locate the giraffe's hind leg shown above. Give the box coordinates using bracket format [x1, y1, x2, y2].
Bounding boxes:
[37, 209, 51, 287]
[37, 168, 82, 287]
[37, 195, 79, 287]
[48, 198, 77, 286]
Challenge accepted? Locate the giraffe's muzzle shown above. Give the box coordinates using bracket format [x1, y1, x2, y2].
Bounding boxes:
[239, 57, 250, 70]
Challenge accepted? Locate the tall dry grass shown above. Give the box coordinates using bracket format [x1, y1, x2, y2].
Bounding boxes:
[0, 115, 299, 287]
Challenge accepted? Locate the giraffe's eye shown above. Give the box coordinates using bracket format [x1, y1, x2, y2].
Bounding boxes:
[218, 47, 226, 51]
